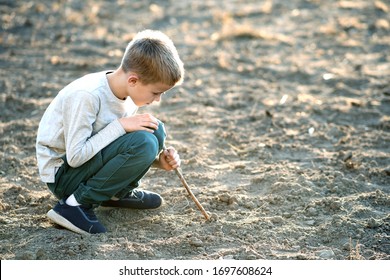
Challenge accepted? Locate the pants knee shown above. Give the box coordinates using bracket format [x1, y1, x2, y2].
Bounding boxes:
[153, 121, 166, 151]
[110, 121, 166, 164]
[131, 131, 159, 163]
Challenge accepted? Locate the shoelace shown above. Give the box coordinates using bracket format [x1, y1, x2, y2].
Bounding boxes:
[80, 206, 98, 220]
[127, 190, 144, 200]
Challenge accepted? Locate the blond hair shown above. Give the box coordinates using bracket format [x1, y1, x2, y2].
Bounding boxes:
[120, 30, 184, 86]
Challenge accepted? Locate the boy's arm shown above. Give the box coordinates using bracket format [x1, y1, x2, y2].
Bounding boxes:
[62, 91, 125, 168]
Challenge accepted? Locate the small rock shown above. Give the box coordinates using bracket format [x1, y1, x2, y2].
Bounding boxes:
[317, 249, 335, 259]
[246, 254, 257, 260]
[306, 207, 318, 216]
[271, 216, 284, 224]
[222, 255, 235, 260]
[218, 193, 236, 205]
[375, 19, 389, 30]
[17, 194, 26, 204]
[146, 250, 155, 257]
[329, 185, 339, 193]
[342, 242, 351, 251]
[15, 251, 35, 260]
[218, 194, 229, 202]
[189, 237, 203, 247]
[367, 218, 382, 228]
[305, 220, 316, 226]
[330, 201, 342, 210]
[209, 213, 219, 221]
[292, 245, 301, 251]
[36, 248, 46, 260]
[0, 202, 11, 211]
[282, 212, 292, 218]
[244, 201, 256, 209]
[342, 151, 353, 162]
[245, 234, 255, 242]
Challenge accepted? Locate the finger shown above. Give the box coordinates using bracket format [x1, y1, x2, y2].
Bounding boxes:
[171, 157, 181, 166]
[148, 121, 159, 130]
[170, 159, 181, 169]
[166, 152, 177, 163]
[147, 115, 159, 127]
[171, 153, 180, 162]
[168, 155, 181, 166]
[165, 147, 176, 156]
[164, 148, 174, 157]
[141, 120, 158, 130]
[140, 126, 155, 133]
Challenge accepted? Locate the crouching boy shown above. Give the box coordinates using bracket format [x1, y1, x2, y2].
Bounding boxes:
[36, 30, 184, 234]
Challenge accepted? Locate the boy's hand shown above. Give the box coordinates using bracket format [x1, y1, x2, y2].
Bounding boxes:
[119, 113, 159, 133]
[157, 146, 181, 171]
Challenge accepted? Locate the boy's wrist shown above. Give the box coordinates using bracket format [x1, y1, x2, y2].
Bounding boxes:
[118, 118, 125, 130]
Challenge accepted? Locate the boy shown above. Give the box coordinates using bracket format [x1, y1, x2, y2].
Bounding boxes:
[36, 30, 184, 234]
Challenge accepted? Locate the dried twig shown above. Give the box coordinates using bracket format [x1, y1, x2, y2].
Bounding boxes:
[164, 146, 210, 220]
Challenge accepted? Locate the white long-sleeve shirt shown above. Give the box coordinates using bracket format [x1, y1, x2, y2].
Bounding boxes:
[36, 71, 138, 183]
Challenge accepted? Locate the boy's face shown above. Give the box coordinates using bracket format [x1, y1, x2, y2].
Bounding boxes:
[129, 79, 172, 107]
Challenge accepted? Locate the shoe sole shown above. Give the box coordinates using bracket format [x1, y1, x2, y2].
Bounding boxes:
[100, 198, 164, 209]
[47, 209, 89, 235]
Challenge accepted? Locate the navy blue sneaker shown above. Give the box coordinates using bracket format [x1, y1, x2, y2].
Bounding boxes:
[101, 189, 162, 209]
[47, 200, 106, 234]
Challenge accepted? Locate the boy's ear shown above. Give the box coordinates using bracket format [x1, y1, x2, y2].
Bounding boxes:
[127, 74, 139, 86]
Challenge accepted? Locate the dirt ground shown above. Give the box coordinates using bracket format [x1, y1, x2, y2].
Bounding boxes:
[0, 0, 389, 260]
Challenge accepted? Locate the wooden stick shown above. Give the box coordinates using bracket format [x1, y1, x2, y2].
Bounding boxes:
[164, 146, 210, 220]
[174, 167, 210, 220]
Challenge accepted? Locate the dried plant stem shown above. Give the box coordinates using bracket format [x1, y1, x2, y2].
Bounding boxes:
[164, 146, 210, 220]
[174, 167, 210, 220]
